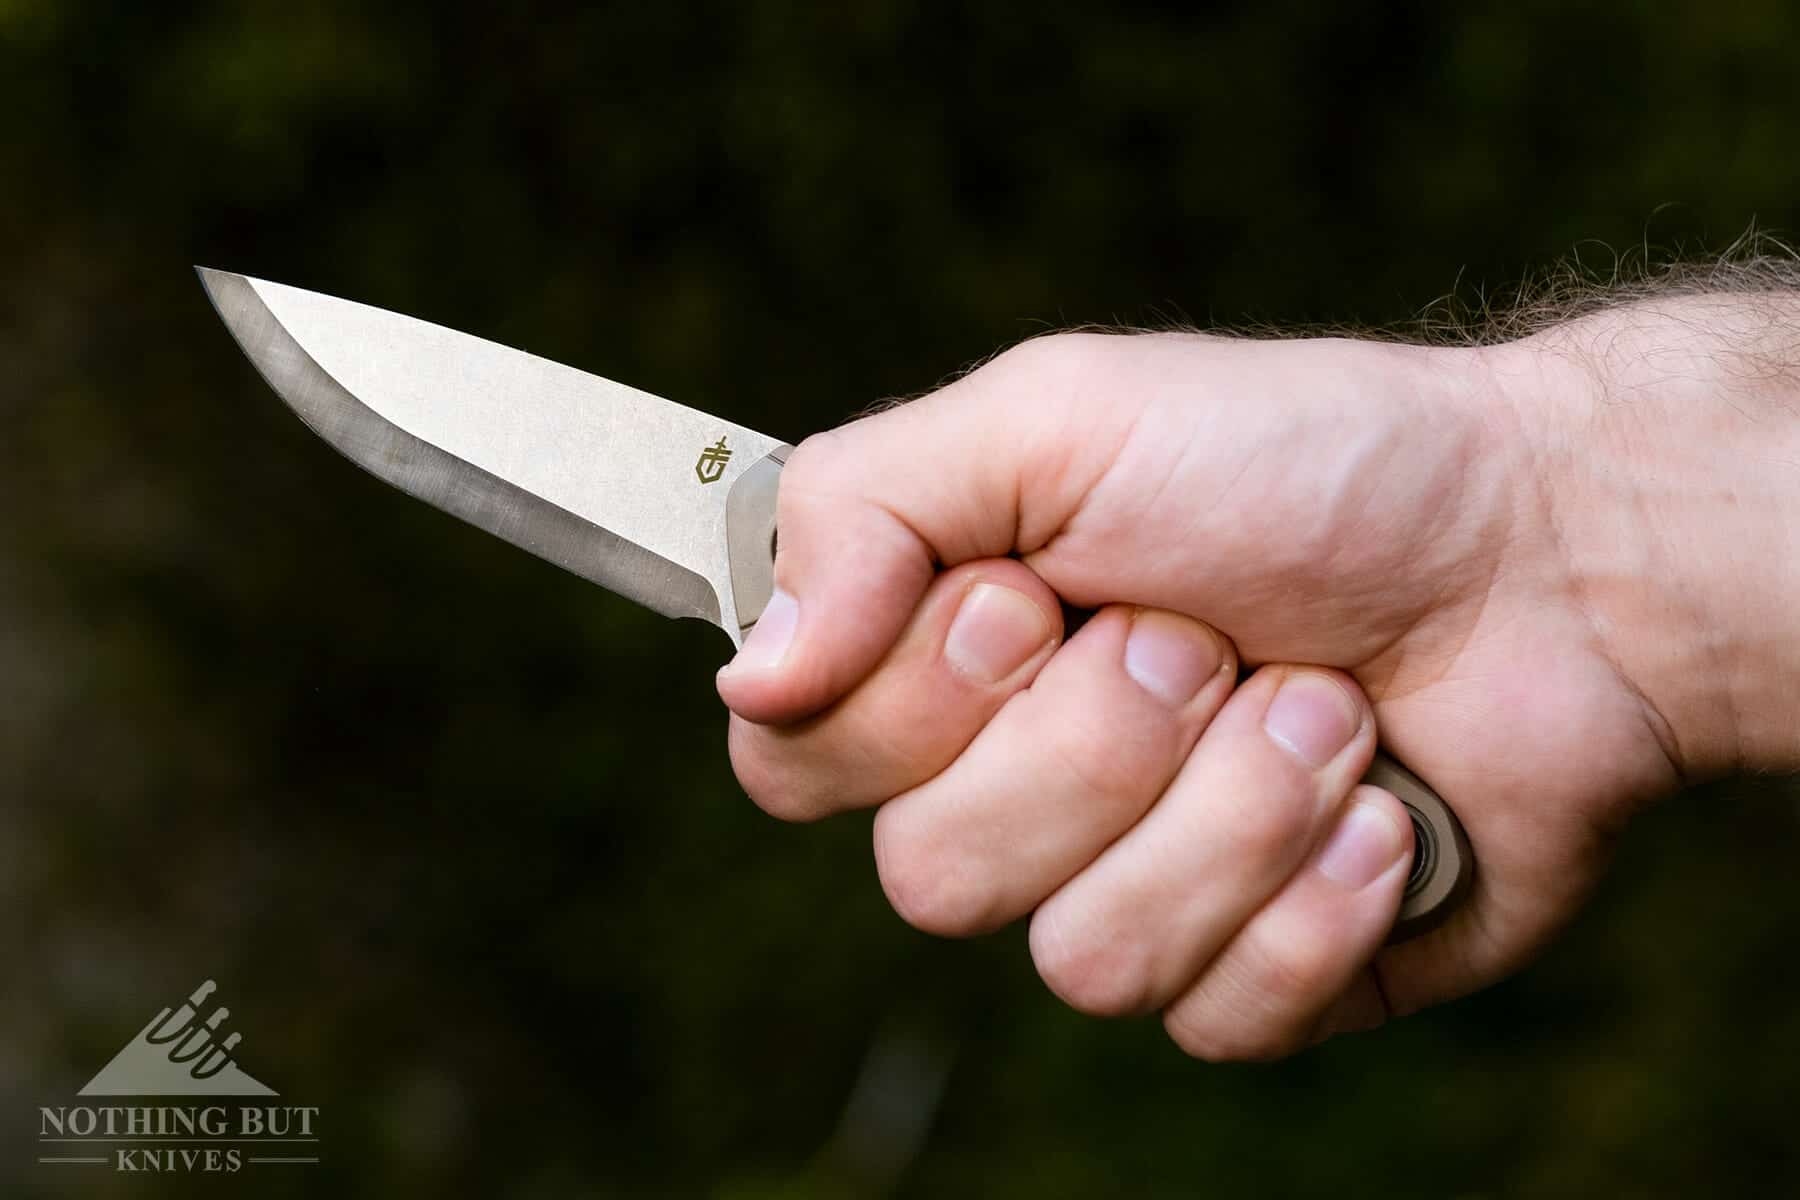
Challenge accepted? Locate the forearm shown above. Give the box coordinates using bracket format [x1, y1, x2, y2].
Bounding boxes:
[1498, 292, 1800, 778]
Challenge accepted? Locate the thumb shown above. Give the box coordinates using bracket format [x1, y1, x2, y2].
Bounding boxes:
[715, 335, 1141, 724]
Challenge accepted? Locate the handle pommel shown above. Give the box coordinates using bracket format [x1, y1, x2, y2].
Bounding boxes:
[1366, 752, 1473, 942]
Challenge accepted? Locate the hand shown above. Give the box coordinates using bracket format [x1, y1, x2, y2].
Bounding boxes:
[716, 307, 1800, 1059]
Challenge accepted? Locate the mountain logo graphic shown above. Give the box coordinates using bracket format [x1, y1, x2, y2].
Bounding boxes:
[78, 981, 276, 1096]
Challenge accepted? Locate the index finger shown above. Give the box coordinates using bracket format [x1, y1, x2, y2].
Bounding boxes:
[715, 337, 1141, 725]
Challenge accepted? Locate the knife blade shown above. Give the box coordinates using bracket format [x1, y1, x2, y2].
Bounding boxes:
[196, 267, 788, 642]
[198, 268, 1471, 941]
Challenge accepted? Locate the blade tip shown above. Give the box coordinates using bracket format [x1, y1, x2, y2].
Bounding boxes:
[194, 265, 237, 294]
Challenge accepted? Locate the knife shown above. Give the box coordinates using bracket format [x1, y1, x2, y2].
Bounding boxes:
[197, 268, 1472, 942]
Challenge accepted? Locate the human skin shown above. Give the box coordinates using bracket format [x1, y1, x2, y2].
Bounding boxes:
[715, 292, 1800, 1060]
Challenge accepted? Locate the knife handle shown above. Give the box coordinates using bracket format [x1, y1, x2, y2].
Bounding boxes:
[725, 449, 1472, 943]
[1367, 751, 1472, 941]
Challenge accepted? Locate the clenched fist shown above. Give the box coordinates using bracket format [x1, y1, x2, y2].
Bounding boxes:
[716, 297, 1800, 1060]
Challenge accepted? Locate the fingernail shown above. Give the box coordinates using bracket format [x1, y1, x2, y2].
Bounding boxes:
[945, 583, 1051, 683]
[727, 588, 798, 673]
[1263, 671, 1360, 768]
[1314, 802, 1405, 890]
[1124, 611, 1224, 707]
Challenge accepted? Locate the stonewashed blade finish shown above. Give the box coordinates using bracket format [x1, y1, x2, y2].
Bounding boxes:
[198, 269, 786, 642]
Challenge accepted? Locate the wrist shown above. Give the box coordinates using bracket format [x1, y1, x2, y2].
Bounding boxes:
[1493, 297, 1800, 778]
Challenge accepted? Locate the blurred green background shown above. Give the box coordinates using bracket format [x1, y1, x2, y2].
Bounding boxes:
[5, 2, 1799, 1196]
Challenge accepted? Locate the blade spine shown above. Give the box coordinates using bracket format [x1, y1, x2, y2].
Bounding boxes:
[240, 271, 737, 440]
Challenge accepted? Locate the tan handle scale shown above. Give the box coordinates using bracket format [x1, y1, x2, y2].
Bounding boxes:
[726, 449, 1472, 944]
[1366, 752, 1472, 941]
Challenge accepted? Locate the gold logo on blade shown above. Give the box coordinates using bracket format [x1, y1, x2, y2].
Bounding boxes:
[695, 436, 732, 484]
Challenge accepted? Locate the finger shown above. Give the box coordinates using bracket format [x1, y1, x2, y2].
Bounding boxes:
[1308, 968, 1392, 1045]
[714, 335, 1145, 725]
[727, 558, 1061, 822]
[1160, 784, 1411, 1061]
[1027, 665, 1376, 1017]
[871, 607, 1237, 935]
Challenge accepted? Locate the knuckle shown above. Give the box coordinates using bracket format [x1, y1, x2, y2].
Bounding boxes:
[779, 428, 842, 482]
[779, 428, 897, 524]
[776, 431, 850, 506]
[727, 723, 826, 824]
[994, 331, 1117, 388]
[1027, 907, 1155, 1018]
[1227, 780, 1322, 870]
[777, 430, 928, 573]
[1164, 930, 1340, 1062]
[872, 810, 994, 937]
[1234, 924, 1342, 1015]
[1044, 710, 1164, 810]
[740, 774, 823, 824]
[1161, 1004, 1237, 1061]
[1163, 1004, 1306, 1063]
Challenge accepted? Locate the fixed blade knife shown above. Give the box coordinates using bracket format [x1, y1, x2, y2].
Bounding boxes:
[197, 268, 1472, 941]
